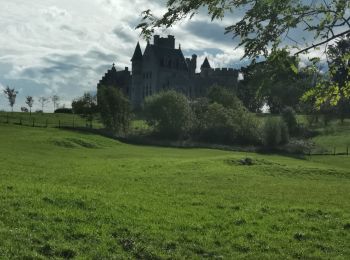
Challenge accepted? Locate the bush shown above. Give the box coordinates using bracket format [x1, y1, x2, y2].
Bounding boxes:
[21, 107, 28, 113]
[55, 108, 72, 114]
[192, 100, 261, 145]
[206, 85, 242, 110]
[263, 117, 289, 147]
[197, 102, 238, 143]
[281, 107, 298, 135]
[97, 86, 131, 134]
[143, 90, 193, 138]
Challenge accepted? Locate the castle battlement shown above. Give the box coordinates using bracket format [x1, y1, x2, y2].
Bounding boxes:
[201, 67, 239, 77]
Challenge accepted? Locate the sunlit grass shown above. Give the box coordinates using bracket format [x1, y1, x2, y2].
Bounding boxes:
[0, 124, 349, 259]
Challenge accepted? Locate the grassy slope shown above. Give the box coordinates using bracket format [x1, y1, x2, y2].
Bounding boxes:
[0, 124, 349, 259]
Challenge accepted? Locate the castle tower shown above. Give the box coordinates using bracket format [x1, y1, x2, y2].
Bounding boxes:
[200, 57, 212, 77]
[131, 42, 143, 107]
[189, 54, 197, 75]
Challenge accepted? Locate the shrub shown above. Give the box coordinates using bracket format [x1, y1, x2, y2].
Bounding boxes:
[97, 86, 131, 134]
[281, 107, 298, 135]
[263, 117, 289, 147]
[21, 107, 28, 113]
[143, 90, 193, 138]
[206, 85, 241, 110]
[55, 108, 73, 114]
[198, 102, 238, 143]
[193, 101, 261, 145]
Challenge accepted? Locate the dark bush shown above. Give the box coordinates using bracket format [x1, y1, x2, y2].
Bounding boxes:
[55, 108, 72, 114]
[207, 85, 242, 110]
[192, 101, 261, 145]
[263, 117, 289, 147]
[196, 102, 238, 143]
[143, 90, 193, 138]
[21, 107, 28, 112]
[282, 107, 298, 135]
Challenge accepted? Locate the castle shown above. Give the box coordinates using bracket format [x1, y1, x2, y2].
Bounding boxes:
[97, 35, 239, 107]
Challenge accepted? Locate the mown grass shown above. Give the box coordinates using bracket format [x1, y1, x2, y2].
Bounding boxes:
[0, 123, 349, 259]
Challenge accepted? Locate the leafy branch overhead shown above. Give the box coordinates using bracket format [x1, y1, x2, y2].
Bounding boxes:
[137, 0, 350, 58]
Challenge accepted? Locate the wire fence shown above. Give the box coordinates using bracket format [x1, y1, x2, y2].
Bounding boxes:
[0, 113, 103, 129]
[308, 146, 350, 156]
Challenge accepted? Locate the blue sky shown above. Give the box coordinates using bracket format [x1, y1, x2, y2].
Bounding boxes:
[0, 0, 332, 111]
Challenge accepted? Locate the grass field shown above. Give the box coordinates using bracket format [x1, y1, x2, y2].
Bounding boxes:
[0, 123, 349, 259]
[311, 120, 350, 154]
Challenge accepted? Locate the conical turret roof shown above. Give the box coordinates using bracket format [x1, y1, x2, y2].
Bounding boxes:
[201, 57, 211, 69]
[131, 42, 143, 61]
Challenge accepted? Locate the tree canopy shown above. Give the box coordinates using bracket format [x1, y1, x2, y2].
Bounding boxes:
[137, 0, 350, 58]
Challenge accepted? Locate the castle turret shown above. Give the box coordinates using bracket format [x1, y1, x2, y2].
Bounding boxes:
[189, 54, 197, 75]
[131, 42, 143, 107]
[201, 57, 211, 70]
[200, 57, 212, 77]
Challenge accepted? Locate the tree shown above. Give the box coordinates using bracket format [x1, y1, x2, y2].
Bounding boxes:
[240, 50, 314, 113]
[237, 65, 265, 113]
[302, 36, 350, 117]
[137, 0, 350, 59]
[97, 86, 131, 134]
[143, 90, 193, 138]
[38, 97, 50, 113]
[25, 96, 34, 115]
[72, 93, 98, 126]
[3, 86, 18, 112]
[327, 37, 350, 123]
[51, 95, 60, 111]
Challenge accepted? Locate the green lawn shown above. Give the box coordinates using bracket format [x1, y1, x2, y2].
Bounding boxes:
[0, 124, 349, 259]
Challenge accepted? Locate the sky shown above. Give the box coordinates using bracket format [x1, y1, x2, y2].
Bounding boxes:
[0, 0, 335, 111]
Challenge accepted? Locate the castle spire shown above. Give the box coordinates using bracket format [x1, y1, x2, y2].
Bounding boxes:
[201, 57, 211, 69]
[131, 42, 143, 62]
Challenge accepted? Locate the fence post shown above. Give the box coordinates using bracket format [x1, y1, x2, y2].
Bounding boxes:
[73, 116, 75, 128]
[6, 113, 9, 124]
[46, 119, 48, 128]
[333, 147, 336, 156]
[32, 118, 35, 127]
[19, 117, 22, 125]
[58, 120, 61, 128]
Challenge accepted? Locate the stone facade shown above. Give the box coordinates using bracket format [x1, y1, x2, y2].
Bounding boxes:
[98, 35, 239, 107]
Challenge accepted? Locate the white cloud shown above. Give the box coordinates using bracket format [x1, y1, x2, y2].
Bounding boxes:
[0, 0, 331, 112]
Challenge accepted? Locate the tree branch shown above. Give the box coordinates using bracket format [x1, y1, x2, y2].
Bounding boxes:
[294, 29, 350, 55]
